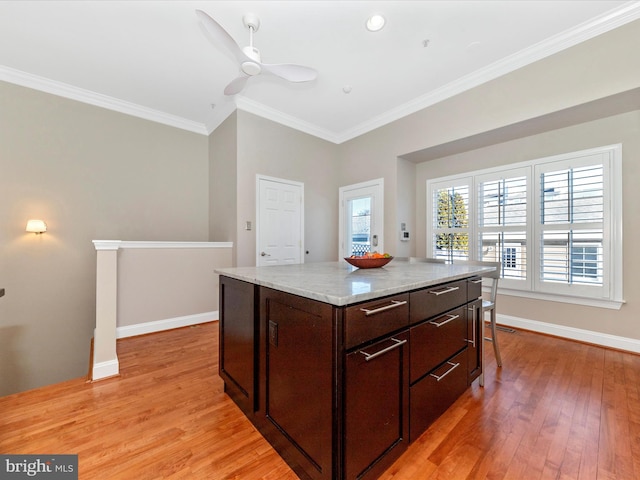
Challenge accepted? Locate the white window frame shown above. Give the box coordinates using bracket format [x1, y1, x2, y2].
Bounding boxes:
[427, 177, 472, 262]
[426, 144, 624, 310]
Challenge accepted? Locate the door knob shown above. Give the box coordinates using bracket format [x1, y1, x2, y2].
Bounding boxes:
[261, 252, 271, 256]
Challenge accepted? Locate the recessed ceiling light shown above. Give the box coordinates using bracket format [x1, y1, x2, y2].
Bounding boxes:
[366, 14, 385, 32]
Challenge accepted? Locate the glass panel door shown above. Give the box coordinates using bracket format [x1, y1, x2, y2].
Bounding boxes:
[348, 197, 372, 256]
[339, 179, 384, 259]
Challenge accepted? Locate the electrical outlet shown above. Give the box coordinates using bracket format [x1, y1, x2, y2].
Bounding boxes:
[245, 221, 252, 231]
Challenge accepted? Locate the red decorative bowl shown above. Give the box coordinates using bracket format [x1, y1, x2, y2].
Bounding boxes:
[344, 256, 393, 269]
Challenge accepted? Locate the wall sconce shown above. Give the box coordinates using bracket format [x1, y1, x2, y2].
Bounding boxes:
[26, 219, 47, 234]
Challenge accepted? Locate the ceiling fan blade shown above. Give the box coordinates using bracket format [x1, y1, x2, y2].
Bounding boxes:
[261, 63, 318, 83]
[196, 9, 249, 64]
[224, 75, 250, 95]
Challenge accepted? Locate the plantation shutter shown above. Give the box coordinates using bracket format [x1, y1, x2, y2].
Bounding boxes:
[536, 155, 607, 295]
[477, 169, 528, 284]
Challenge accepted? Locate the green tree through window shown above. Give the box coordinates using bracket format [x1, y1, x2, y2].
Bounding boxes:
[436, 190, 469, 256]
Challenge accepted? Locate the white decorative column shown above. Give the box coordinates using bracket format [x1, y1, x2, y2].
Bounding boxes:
[92, 240, 121, 380]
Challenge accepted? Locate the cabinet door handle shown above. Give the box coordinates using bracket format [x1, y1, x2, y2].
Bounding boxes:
[466, 306, 476, 347]
[360, 300, 407, 316]
[428, 314, 459, 327]
[428, 286, 460, 296]
[470, 278, 483, 284]
[429, 361, 460, 382]
[360, 338, 407, 362]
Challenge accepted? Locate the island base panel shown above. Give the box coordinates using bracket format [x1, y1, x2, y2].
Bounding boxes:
[258, 288, 335, 480]
[219, 276, 257, 416]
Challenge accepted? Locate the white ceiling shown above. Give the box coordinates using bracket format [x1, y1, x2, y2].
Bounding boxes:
[1, 1, 639, 144]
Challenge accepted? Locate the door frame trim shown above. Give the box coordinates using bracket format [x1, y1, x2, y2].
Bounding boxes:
[256, 174, 305, 266]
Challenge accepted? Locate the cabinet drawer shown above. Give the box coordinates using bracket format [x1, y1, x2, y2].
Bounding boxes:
[345, 294, 409, 350]
[410, 306, 467, 383]
[409, 349, 467, 442]
[409, 280, 467, 324]
[468, 276, 482, 301]
[345, 332, 409, 480]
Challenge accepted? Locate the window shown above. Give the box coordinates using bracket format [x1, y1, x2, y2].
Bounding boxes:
[431, 180, 470, 262]
[503, 246, 518, 269]
[476, 168, 528, 283]
[426, 145, 623, 307]
[571, 245, 601, 282]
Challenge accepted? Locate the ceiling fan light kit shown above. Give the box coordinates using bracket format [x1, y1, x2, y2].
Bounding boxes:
[196, 9, 318, 96]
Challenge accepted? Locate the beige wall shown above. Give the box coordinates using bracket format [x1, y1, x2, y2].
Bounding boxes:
[209, 112, 238, 262]
[415, 110, 640, 340]
[117, 246, 232, 329]
[3, 18, 640, 396]
[337, 19, 640, 256]
[235, 111, 340, 266]
[0, 82, 209, 396]
[333, 20, 640, 344]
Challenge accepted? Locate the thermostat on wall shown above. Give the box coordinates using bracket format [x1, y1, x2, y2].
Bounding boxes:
[400, 231, 410, 241]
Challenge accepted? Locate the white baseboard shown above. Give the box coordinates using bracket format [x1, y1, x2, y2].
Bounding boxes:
[496, 313, 640, 354]
[92, 358, 120, 381]
[116, 311, 218, 339]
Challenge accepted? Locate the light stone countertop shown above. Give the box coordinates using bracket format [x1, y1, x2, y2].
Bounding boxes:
[215, 260, 495, 306]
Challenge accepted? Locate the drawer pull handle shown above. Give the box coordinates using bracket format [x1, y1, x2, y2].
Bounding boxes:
[429, 361, 460, 382]
[428, 314, 459, 327]
[360, 338, 407, 362]
[360, 300, 407, 316]
[470, 278, 483, 284]
[467, 306, 476, 347]
[428, 286, 460, 296]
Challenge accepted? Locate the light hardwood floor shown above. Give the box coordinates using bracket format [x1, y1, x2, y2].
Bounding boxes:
[1, 321, 639, 479]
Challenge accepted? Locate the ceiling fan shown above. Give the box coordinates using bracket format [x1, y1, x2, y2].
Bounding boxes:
[196, 9, 318, 95]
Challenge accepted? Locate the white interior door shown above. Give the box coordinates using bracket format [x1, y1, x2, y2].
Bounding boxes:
[339, 178, 384, 259]
[257, 175, 304, 266]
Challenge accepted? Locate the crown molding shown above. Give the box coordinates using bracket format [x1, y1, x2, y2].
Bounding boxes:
[334, 1, 640, 144]
[0, 65, 209, 135]
[2, 2, 639, 143]
[234, 96, 342, 143]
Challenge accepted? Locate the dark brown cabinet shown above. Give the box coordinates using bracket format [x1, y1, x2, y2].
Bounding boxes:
[467, 298, 483, 383]
[218, 272, 486, 480]
[218, 276, 257, 416]
[344, 331, 410, 480]
[409, 305, 467, 383]
[258, 287, 334, 480]
[410, 349, 468, 440]
[466, 277, 483, 384]
[407, 277, 485, 442]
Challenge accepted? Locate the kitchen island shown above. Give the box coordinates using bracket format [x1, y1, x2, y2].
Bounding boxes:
[216, 260, 495, 480]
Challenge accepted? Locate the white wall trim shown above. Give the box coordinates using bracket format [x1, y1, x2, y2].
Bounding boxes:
[3, 4, 638, 144]
[117, 241, 233, 249]
[92, 240, 233, 250]
[0, 65, 208, 135]
[116, 311, 218, 339]
[335, 3, 640, 144]
[496, 313, 640, 354]
[92, 359, 120, 381]
[93, 240, 122, 251]
[235, 96, 341, 143]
